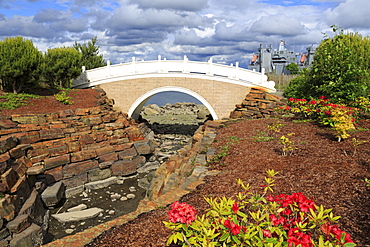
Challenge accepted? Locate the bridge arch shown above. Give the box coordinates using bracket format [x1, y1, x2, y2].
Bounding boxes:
[73, 57, 276, 120]
[128, 86, 218, 120]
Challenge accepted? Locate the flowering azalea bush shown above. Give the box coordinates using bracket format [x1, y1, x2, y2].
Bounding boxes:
[279, 96, 358, 141]
[168, 201, 198, 225]
[163, 170, 356, 247]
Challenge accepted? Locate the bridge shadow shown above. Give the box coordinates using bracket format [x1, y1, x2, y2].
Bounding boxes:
[145, 122, 202, 136]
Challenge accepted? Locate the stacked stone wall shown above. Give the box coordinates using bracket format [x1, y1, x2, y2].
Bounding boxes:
[147, 121, 222, 201]
[0, 88, 155, 246]
[229, 88, 286, 119]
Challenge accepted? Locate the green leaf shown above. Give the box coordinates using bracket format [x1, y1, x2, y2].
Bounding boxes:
[344, 243, 357, 247]
[175, 232, 183, 242]
[231, 235, 241, 245]
[219, 233, 230, 242]
[166, 234, 175, 244]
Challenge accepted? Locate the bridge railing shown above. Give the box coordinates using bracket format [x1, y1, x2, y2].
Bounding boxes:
[73, 55, 275, 91]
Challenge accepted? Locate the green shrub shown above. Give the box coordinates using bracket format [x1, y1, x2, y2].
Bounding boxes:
[54, 90, 74, 105]
[283, 69, 311, 99]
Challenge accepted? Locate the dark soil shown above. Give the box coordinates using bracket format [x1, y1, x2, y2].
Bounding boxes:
[86, 117, 370, 247]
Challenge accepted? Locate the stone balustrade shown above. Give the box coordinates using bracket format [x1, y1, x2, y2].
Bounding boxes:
[73, 56, 276, 92]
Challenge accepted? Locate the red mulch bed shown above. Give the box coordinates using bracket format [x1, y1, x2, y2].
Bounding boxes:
[86, 117, 370, 247]
[1, 90, 369, 246]
[0, 88, 100, 116]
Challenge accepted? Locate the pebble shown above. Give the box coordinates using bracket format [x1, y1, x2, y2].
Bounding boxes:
[110, 193, 121, 199]
[129, 186, 136, 192]
[108, 210, 115, 215]
[120, 196, 128, 201]
[127, 194, 135, 199]
[65, 229, 74, 234]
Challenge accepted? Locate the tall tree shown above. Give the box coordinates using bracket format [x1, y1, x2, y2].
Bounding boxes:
[285, 27, 370, 103]
[73, 37, 106, 70]
[0, 36, 42, 93]
[309, 28, 370, 102]
[43, 47, 82, 88]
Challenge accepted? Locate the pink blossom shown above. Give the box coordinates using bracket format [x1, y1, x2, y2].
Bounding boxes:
[168, 201, 197, 225]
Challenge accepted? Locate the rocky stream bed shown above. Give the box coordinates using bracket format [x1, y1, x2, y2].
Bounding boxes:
[44, 103, 210, 243]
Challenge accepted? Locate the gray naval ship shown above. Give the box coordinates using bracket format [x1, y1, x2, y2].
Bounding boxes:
[248, 40, 316, 75]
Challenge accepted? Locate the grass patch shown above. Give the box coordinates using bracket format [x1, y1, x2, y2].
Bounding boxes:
[252, 130, 275, 142]
[292, 119, 313, 124]
[0, 93, 40, 110]
[349, 127, 370, 132]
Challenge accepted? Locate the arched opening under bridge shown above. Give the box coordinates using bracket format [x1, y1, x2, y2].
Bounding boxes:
[128, 86, 218, 121]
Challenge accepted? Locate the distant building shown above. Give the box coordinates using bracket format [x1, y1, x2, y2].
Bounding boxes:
[248, 40, 316, 75]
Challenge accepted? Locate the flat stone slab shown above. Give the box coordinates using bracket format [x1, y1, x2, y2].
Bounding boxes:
[65, 185, 84, 198]
[84, 177, 118, 191]
[67, 204, 88, 212]
[137, 161, 160, 173]
[51, 208, 103, 223]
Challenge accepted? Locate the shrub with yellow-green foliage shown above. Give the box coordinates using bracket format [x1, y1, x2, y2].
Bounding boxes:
[278, 96, 358, 142]
[330, 107, 355, 142]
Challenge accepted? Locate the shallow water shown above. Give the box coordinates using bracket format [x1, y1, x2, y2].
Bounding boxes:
[44, 174, 147, 244]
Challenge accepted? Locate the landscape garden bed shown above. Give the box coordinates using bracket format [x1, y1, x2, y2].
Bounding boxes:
[86, 117, 370, 246]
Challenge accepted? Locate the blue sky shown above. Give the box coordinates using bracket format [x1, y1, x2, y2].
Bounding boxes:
[0, 0, 368, 67]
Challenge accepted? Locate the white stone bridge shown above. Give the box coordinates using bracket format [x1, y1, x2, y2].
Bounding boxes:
[73, 56, 275, 120]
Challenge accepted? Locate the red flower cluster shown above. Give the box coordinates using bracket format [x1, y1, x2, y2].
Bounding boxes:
[168, 201, 197, 225]
[279, 105, 292, 111]
[268, 193, 316, 245]
[262, 229, 272, 238]
[288, 228, 313, 247]
[224, 219, 243, 235]
[267, 193, 354, 245]
[289, 98, 307, 102]
[231, 202, 239, 214]
[321, 223, 354, 244]
[269, 192, 316, 213]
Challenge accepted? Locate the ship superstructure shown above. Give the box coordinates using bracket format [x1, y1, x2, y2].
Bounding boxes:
[248, 40, 316, 75]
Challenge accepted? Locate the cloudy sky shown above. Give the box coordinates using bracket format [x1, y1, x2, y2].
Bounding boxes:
[0, 0, 369, 68]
